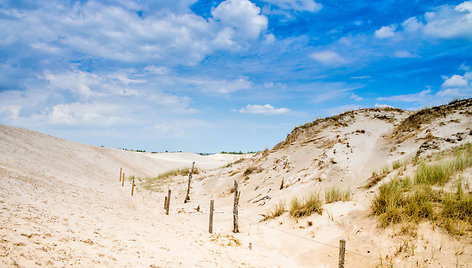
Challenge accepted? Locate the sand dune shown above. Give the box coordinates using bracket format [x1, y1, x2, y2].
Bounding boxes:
[2, 99, 472, 267]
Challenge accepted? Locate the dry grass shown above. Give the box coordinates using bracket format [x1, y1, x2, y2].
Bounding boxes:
[141, 167, 199, 191]
[415, 143, 472, 185]
[325, 187, 351, 203]
[289, 192, 323, 218]
[243, 166, 262, 176]
[261, 201, 286, 221]
[372, 143, 472, 235]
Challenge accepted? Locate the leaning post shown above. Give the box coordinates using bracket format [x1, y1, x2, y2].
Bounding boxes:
[184, 161, 195, 203]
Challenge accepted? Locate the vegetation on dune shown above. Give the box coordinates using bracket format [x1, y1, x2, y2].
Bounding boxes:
[220, 151, 259, 155]
[262, 187, 353, 221]
[141, 167, 199, 191]
[325, 187, 351, 203]
[372, 143, 472, 235]
[289, 192, 323, 218]
[261, 201, 286, 221]
[243, 166, 262, 176]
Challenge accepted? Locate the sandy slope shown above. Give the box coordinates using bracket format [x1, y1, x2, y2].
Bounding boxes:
[0, 125, 293, 267]
[2, 99, 472, 267]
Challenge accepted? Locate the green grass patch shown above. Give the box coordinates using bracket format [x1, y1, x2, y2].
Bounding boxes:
[415, 143, 472, 185]
[289, 192, 323, 218]
[325, 187, 351, 203]
[372, 143, 472, 235]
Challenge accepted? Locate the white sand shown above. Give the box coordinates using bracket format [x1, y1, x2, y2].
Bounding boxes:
[2, 102, 472, 267]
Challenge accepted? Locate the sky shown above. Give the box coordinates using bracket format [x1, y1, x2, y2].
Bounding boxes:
[1, 0, 472, 153]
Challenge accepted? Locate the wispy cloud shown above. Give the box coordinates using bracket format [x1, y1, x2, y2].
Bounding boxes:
[239, 104, 290, 115]
[377, 89, 433, 103]
[262, 0, 322, 12]
[309, 50, 347, 65]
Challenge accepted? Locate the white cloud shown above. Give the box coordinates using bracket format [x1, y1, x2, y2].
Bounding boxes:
[438, 72, 472, 98]
[375, 103, 393, 108]
[50, 102, 122, 126]
[378, 72, 472, 104]
[442, 74, 470, 88]
[349, 93, 363, 101]
[308, 82, 363, 103]
[422, 1, 472, 40]
[262, 0, 322, 12]
[183, 76, 252, 94]
[239, 104, 290, 115]
[144, 66, 170, 75]
[374, 24, 397, 38]
[394, 50, 418, 58]
[395, 1, 472, 41]
[0, 105, 21, 119]
[377, 89, 433, 103]
[402, 17, 423, 33]
[212, 0, 268, 41]
[0, 68, 201, 130]
[310, 50, 346, 65]
[350, 76, 371, 80]
[0, 0, 268, 66]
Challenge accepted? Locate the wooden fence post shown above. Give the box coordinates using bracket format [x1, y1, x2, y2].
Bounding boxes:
[209, 200, 214, 233]
[339, 239, 346, 268]
[120, 168, 122, 182]
[131, 177, 135, 196]
[166, 189, 171, 215]
[233, 180, 239, 233]
[122, 173, 125, 187]
[164, 196, 168, 210]
[184, 161, 195, 203]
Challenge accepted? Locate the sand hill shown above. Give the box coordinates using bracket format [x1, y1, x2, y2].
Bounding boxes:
[1, 99, 472, 267]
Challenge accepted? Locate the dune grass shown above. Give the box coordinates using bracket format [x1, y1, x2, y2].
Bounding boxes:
[372, 143, 472, 235]
[289, 192, 323, 218]
[261, 201, 286, 221]
[141, 167, 199, 191]
[415, 143, 472, 185]
[325, 187, 351, 203]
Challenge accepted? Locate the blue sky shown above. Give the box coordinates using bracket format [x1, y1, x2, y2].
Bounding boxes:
[1, 0, 471, 152]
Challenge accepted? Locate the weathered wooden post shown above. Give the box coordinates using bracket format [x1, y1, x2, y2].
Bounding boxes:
[166, 189, 171, 215]
[120, 168, 122, 182]
[184, 161, 195, 203]
[339, 239, 346, 268]
[131, 177, 135, 196]
[122, 173, 125, 187]
[209, 200, 214, 233]
[233, 180, 239, 233]
[164, 196, 168, 210]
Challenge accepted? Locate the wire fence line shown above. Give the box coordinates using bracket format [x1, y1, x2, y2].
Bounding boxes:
[181, 203, 376, 262]
[212, 207, 378, 262]
[119, 171, 471, 265]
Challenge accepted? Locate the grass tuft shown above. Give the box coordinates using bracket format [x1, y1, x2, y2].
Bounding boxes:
[243, 166, 262, 176]
[141, 166, 199, 191]
[261, 201, 286, 221]
[289, 192, 323, 218]
[372, 143, 472, 235]
[325, 187, 351, 203]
